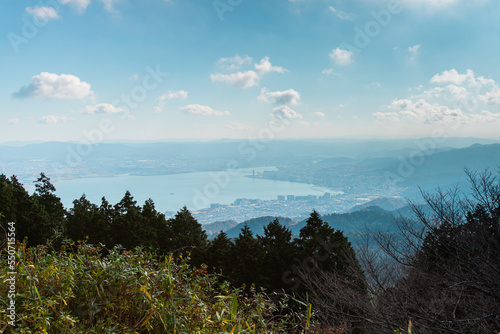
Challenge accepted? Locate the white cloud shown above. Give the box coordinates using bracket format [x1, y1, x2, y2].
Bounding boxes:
[226, 121, 252, 131]
[258, 88, 301, 106]
[210, 71, 260, 89]
[322, 69, 339, 76]
[328, 6, 352, 20]
[446, 84, 469, 101]
[154, 90, 188, 112]
[386, 98, 466, 123]
[218, 55, 253, 70]
[100, 0, 119, 13]
[82, 103, 124, 114]
[329, 48, 354, 66]
[272, 105, 302, 120]
[163, 90, 188, 100]
[429, 69, 500, 105]
[377, 69, 500, 127]
[59, 0, 91, 12]
[7, 119, 20, 125]
[374, 111, 401, 122]
[469, 110, 500, 123]
[39, 115, 75, 124]
[211, 56, 287, 89]
[407, 44, 421, 62]
[481, 86, 500, 105]
[254, 57, 287, 74]
[430, 69, 468, 85]
[314, 111, 326, 117]
[14, 72, 93, 99]
[26, 6, 60, 21]
[181, 104, 230, 116]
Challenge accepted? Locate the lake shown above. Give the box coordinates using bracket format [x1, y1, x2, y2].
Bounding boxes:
[31, 167, 336, 213]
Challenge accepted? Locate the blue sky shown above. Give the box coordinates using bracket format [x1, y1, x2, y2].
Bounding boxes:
[1, 0, 500, 142]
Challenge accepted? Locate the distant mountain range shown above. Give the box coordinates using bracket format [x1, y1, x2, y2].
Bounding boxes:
[203, 198, 423, 239]
[348, 197, 407, 213]
[1, 138, 498, 182]
[260, 143, 500, 199]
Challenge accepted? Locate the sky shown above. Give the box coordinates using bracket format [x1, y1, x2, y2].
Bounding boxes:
[1, 0, 500, 142]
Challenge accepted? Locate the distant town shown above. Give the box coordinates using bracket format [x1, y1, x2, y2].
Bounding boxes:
[190, 191, 365, 225]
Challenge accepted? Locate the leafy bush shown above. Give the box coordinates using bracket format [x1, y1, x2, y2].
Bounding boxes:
[0, 238, 315, 333]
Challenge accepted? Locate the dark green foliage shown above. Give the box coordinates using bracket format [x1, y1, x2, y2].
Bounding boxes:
[32, 173, 66, 234]
[110, 191, 142, 249]
[165, 206, 208, 265]
[230, 224, 264, 288]
[206, 231, 233, 275]
[258, 219, 296, 291]
[67, 194, 109, 245]
[0, 174, 33, 240]
[140, 198, 170, 249]
[297, 210, 361, 278]
[294, 211, 368, 332]
[0, 175, 210, 264]
[0, 173, 66, 246]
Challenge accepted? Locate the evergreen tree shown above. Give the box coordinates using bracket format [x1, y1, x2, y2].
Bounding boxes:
[297, 210, 359, 276]
[0, 175, 31, 228]
[67, 194, 112, 245]
[165, 207, 208, 266]
[206, 231, 233, 275]
[230, 224, 264, 288]
[67, 194, 97, 242]
[1, 175, 34, 243]
[1, 174, 66, 246]
[111, 191, 142, 249]
[98, 197, 115, 247]
[140, 198, 169, 250]
[296, 210, 367, 332]
[30, 173, 66, 244]
[258, 219, 296, 290]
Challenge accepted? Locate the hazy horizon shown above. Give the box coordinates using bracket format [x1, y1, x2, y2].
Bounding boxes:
[1, 135, 500, 146]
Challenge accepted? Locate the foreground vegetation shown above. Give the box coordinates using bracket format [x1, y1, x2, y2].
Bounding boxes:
[0, 238, 317, 333]
[1, 168, 499, 333]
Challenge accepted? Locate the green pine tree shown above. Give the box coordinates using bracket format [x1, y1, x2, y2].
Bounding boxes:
[230, 224, 264, 289]
[206, 231, 234, 275]
[165, 207, 208, 266]
[258, 218, 297, 290]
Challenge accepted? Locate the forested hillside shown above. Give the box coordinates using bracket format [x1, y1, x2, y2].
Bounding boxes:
[1, 169, 499, 333]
